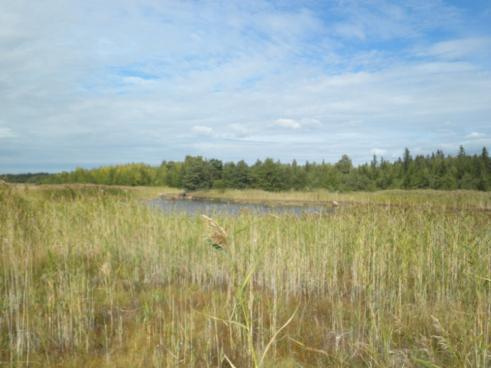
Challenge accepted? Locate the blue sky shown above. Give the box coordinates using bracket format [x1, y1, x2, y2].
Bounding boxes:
[1, 0, 490, 173]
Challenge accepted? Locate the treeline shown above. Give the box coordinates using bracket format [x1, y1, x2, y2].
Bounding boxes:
[0, 172, 51, 183]
[37, 146, 491, 191]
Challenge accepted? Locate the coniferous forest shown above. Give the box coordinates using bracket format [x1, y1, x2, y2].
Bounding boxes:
[4, 146, 490, 192]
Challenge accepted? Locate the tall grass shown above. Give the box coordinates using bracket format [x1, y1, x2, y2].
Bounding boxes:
[0, 184, 489, 367]
[192, 188, 491, 210]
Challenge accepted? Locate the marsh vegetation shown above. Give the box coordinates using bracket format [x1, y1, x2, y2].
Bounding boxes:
[0, 184, 489, 367]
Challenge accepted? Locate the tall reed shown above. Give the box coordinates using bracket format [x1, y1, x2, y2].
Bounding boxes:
[0, 185, 489, 367]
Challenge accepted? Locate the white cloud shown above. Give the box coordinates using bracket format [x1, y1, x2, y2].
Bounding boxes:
[122, 76, 155, 86]
[273, 118, 301, 129]
[0, 127, 15, 138]
[192, 125, 213, 135]
[0, 0, 490, 171]
[421, 37, 491, 60]
[465, 132, 485, 139]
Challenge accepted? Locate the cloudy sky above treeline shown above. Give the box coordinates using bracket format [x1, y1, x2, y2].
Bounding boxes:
[1, 0, 491, 172]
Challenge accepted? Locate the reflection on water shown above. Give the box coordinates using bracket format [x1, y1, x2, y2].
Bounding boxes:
[148, 198, 332, 216]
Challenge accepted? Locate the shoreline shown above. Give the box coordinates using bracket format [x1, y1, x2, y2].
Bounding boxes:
[158, 190, 491, 214]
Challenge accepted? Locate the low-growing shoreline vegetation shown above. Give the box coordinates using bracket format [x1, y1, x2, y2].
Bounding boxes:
[0, 183, 489, 367]
[3, 146, 490, 192]
[190, 188, 491, 211]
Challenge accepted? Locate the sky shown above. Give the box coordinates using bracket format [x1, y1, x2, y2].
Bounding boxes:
[1, 0, 491, 173]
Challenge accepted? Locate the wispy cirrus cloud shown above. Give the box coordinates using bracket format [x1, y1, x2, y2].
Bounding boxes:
[417, 37, 491, 61]
[0, 0, 490, 172]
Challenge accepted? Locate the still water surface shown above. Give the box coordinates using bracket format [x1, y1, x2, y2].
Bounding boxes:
[149, 198, 332, 216]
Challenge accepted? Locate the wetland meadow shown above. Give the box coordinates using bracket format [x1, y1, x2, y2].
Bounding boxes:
[0, 184, 489, 367]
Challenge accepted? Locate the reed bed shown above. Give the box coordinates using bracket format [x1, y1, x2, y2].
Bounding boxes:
[0, 185, 489, 367]
[192, 188, 491, 211]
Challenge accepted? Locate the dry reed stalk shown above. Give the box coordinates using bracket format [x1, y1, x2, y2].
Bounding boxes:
[201, 215, 228, 250]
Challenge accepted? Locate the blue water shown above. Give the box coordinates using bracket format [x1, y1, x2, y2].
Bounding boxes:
[148, 198, 332, 216]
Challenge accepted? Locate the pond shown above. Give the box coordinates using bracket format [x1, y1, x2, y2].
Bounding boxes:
[148, 197, 333, 216]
